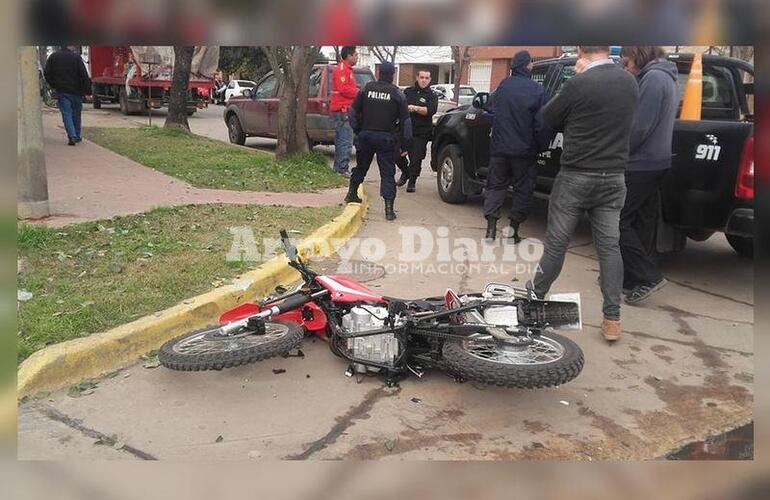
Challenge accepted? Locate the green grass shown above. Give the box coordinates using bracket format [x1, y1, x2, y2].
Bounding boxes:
[83, 126, 347, 192]
[17, 204, 341, 363]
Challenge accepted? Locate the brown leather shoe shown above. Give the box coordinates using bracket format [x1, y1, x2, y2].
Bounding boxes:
[601, 319, 622, 341]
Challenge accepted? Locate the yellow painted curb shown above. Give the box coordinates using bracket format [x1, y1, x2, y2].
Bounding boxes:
[16, 186, 368, 400]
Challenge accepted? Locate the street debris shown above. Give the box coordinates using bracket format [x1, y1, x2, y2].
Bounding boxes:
[68, 381, 98, 398]
[282, 349, 304, 358]
[142, 350, 161, 369]
[559, 400, 570, 406]
[410, 397, 422, 404]
[272, 368, 286, 375]
[215, 435, 224, 443]
[17, 289, 33, 302]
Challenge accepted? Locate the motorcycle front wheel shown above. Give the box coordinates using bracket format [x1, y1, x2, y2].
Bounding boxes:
[442, 332, 583, 388]
[159, 320, 303, 371]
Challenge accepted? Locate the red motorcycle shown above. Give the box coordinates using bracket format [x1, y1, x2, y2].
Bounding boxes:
[159, 231, 585, 388]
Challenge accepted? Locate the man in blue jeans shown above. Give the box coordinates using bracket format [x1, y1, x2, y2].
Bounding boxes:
[44, 46, 91, 145]
[530, 46, 639, 342]
[331, 46, 359, 175]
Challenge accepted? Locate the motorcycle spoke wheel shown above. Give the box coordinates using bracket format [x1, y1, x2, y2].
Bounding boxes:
[442, 332, 584, 389]
[159, 320, 304, 371]
[462, 336, 565, 365]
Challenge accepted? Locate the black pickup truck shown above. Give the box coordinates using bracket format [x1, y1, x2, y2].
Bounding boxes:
[430, 54, 755, 258]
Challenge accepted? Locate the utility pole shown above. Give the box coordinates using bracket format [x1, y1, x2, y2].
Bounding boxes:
[18, 46, 49, 219]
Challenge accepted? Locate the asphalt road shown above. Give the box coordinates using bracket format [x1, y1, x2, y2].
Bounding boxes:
[19, 104, 754, 460]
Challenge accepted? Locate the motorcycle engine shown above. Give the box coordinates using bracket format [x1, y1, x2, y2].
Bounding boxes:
[341, 306, 403, 373]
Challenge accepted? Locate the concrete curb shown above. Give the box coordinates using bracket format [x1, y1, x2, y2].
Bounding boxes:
[16, 186, 367, 399]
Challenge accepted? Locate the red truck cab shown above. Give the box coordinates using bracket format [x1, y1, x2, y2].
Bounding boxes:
[89, 46, 215, 115]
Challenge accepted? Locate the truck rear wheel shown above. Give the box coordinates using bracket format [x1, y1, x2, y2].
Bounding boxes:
[436, 144, 467, 203]
[726, 234, 753, 259]
[227, 114, 246, 145]
[92, 86, 101, 109]
[119, 88, 129, 115]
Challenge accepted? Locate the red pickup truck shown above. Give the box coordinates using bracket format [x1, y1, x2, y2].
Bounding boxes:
[223, 64, 374, 145]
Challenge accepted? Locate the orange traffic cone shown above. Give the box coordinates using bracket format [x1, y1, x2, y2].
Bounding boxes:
[680, 53, 703, 120]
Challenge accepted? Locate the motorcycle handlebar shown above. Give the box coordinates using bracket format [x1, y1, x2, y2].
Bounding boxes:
[280, 229, 299, 262]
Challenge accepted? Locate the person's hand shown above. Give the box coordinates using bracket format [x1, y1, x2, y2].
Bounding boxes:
[575, 58, 588, 74]
[407, 105, 414, 112]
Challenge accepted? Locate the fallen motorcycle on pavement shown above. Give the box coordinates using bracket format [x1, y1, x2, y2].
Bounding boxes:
[159, 231, 584, 388]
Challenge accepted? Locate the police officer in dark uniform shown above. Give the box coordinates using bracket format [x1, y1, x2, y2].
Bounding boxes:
[483, 50, 551, 243]
[396, 68, 438, 192]
[344, 62, 412, 221]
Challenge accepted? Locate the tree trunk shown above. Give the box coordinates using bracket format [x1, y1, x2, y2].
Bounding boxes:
[267, 46, 318, 158]
[165, 46, 194, 130]
[452, 46, 471, 105]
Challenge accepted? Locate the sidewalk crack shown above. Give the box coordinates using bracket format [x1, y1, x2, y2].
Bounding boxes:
[284, 386, 400, 460]
[37, 404, 157, 460]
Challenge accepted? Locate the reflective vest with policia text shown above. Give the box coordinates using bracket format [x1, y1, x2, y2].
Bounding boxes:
[359, 80, 405, 133]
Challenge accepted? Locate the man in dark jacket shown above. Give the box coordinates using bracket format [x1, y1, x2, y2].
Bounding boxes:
[483, 51, 550, 243]
[345, 62, 412, 221]
[44, 46, 91, 145]
[619, 47, 679, 304]
[529, 46, 639, 342]
[396, 68, 438, 192]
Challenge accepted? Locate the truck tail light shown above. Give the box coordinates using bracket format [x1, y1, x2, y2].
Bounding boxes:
[735, 135, 754, 200]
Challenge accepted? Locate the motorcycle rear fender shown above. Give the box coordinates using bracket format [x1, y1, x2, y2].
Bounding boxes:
[218, 301, 329, 339]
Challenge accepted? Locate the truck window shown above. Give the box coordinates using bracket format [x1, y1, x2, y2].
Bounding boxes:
[675, 65, 738, 120]
[354, 71, 374, 87]
[326, 69, 374, 96]
[254, 75, 277, 99]
[308, 68, 323, 97]
[551, 65, 576, 95]
[531, 66, 548, 84]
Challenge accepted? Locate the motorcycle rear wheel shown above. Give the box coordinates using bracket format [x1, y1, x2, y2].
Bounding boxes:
[442, 332, 583, 388]
[159, 320, 303, 371]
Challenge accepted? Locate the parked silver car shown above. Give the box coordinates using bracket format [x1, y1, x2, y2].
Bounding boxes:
[430, 84, 478, 106]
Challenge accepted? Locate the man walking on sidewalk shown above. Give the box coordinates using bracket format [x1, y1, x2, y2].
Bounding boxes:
[619, 46, 679, 305]
[44, 46, 91, 146]
[529, 46, 639, 342]
[483, 50, 551, 244]
[331, 46, 359, 176]
[396, 68, 438, 192]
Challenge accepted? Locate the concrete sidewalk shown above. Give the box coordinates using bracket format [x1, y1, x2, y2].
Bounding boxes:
[35, 112, 346, 227]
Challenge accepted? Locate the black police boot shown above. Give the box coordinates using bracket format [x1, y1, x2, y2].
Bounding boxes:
[396, 171, 409, 187]
[384, 198, 396, 221]
[344, 183, 363, 204]
[506, 220, 522, 244]
[484, 216, 497, 241]
[406, 177, 417, 193]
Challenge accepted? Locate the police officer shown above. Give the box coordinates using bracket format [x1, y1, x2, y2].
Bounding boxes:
[396, 68, 438, 192]
[483, 50, 551, 243]
[344, 62, 412, 221]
